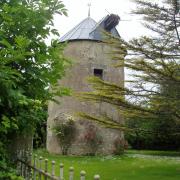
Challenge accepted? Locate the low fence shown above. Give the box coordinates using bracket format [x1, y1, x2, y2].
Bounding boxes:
[16, 151, 100, 180]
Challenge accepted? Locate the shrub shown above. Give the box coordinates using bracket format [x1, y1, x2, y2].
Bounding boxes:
[84, 124, 102, 156]
[53, 115, 76, 155]
[113, 138, 128, 155]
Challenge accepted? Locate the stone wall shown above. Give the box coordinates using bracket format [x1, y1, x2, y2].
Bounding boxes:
[47, 40, 124, 155]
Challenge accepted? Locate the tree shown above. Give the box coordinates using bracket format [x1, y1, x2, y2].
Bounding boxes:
[79, 0, 180, 140]
[0, 0, 69, 178]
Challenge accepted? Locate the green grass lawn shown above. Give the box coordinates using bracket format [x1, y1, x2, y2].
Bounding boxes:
[34, 149, 180, 180]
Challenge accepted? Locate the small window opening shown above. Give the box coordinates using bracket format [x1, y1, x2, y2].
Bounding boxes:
[94, 69, 103, 79]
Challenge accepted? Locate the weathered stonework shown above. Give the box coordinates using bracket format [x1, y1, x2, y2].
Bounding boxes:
[47, 40, 124, 155]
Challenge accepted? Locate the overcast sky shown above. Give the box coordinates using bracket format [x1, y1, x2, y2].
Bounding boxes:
[54, 0, 150, 41]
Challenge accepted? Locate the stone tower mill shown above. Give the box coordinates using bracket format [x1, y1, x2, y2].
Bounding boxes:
[47, 13, 124, 155]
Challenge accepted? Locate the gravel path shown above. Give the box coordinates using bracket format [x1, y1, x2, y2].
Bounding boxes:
[127, 153, 180, 161]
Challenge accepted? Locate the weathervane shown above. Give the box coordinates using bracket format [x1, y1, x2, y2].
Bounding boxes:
[88, 3, 91, 17]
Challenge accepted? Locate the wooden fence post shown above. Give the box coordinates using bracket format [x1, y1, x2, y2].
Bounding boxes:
[21, 150, 24, 177]
[80, 170, 86, 180]
[27, 152, 32, 180]
[19, 150, 23, 177]
[60, 163, 64, 180]
[94, 175, 100, 180]
[44, 159, 48, 180]
[24, 151, 29, 178]
[16, 153, 102, 180]
[51, 160, 55, 177]
[33, 154, 37, 180]
[69, 167, 74, 180]
[16, 150, 21, 176]
[39, 156, 43, 180]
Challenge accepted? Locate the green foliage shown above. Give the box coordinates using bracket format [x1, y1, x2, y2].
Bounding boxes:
[126, 117, 180, 150]
[79, 0, 180, 148]
[0, 0, 69, 178]
[33, 112, 47, 149]
[83, 124, 103, 156]
[53, 116, 76, 155]
[0, 171, 24, 180]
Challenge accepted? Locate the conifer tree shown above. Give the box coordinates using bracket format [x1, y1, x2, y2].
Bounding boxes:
[79, 0, 180, 133]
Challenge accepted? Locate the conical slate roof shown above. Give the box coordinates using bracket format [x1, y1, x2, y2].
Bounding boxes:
[60, 15, 120, 42]
[60, 17, 97, 42]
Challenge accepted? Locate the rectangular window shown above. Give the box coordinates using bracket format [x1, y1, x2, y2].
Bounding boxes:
[94, 69, 103, 79]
